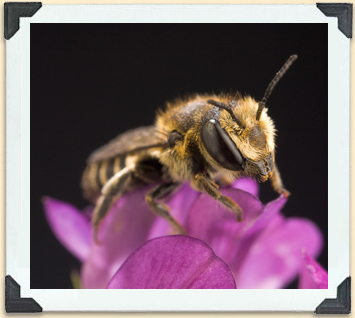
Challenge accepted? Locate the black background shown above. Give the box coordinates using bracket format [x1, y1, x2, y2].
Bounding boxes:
[31, 23, 328, 289]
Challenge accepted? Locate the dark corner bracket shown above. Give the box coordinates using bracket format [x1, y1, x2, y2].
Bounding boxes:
[315, 277, 351, 314]
[317, 3, 353, 38]
[4, 2, 42, 40]
[5, 275, 42, 313]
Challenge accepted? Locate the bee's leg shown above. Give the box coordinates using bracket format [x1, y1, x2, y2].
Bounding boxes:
[92, 165, 134, 243]
[192, 172, 244, 222]
[270, 164, 290, 197]
[145, 182, 186, 235]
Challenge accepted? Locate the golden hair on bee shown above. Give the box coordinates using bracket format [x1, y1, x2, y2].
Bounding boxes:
[82, 55, 297, 243]
[218, 95, 276, 162]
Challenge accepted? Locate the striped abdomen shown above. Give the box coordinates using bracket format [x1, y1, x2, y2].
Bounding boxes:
[81, 155, 127, 202]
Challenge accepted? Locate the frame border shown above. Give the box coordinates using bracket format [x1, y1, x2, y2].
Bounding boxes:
[5, 4, 349, 311]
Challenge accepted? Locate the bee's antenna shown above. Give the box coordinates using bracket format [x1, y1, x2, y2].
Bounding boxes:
[256, 55, 298, 121]
[207, 99, 245, 129]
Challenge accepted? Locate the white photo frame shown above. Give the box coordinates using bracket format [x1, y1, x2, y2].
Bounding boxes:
[6, 4, 350, 312]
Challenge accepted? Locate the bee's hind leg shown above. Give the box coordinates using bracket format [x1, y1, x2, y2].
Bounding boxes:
[145, 182, 186, 235]
[92, 165, 134, 243]
[192, 172, 244, 222]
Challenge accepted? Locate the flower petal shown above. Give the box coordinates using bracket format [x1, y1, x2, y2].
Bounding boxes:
[228, 195, 288, 275]
[186, 188, 263, 264]
[80, 185, 157, 289]
[43, 197, 92, 262]
[235, 218, 323, 288]
[147, 183, 200, 239]
[231, 177, 259, 197]
[299, 250, 328, 289]
[107, 235, 236, 289]
[244, 195, 288, 237]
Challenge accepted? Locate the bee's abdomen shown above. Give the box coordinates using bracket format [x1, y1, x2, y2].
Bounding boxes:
[82, 155, 126, 202]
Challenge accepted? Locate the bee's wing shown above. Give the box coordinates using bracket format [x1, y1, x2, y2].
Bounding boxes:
[87, 125, 167, 164]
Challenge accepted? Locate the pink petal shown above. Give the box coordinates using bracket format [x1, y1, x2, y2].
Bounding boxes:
[231, 177, 259, 197]
[186, 188, 263, 264]
[81, 185, 157, 289]
[107, 235, 236, 289]
[43, 197, 92, 262]
[299, 250, 328, 289]
[235, 218, 323, 289]
[244, 195, 288, 237]
[147, 183, 200, 239]
[228, 195, 288, 275]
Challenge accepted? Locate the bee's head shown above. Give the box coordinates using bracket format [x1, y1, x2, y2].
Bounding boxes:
[201, 96, 275, 182]
[201, 54, 297, 181]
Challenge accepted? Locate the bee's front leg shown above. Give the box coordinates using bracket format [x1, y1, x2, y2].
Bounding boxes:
[145, 182, 186, 235]
[192, 172, 244, 222]
[270, 163, 290, 197]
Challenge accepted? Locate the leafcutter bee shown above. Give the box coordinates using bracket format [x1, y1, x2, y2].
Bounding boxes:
[82, 55, 297, 242]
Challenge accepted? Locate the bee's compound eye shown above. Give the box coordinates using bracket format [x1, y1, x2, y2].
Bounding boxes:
[202, 119, 244, 171]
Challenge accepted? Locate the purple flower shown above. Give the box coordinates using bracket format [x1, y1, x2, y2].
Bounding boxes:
[107, 235, 236, 289]
[43, 197, 92, 262]
[43, 177, 325, 289]
[298, 250, 328, 289]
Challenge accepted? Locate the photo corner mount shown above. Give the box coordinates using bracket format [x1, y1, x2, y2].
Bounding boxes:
[316, 3, 353, 38]
[5, 275, 42, 313]
[4, 2, 42, 40]
[315, 277, 351, 314]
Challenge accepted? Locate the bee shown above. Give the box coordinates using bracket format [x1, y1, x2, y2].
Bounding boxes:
[82, 55, 297, 242]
